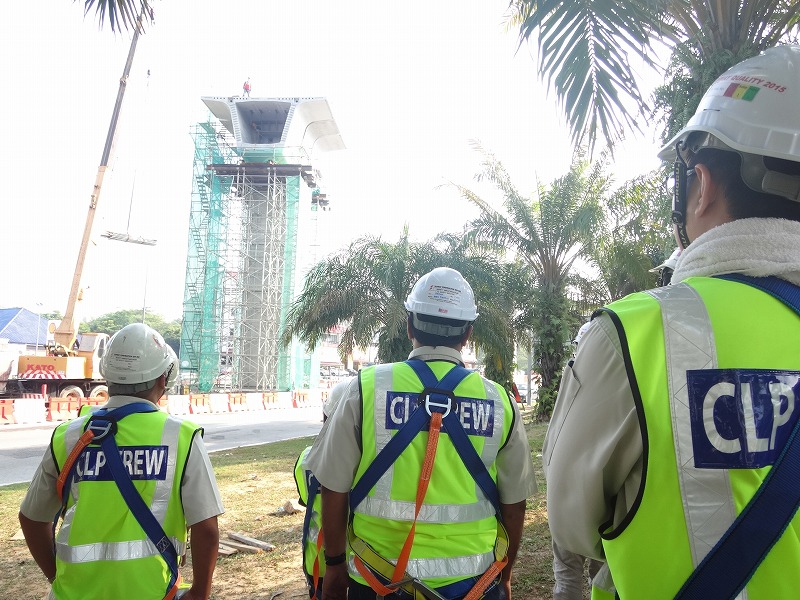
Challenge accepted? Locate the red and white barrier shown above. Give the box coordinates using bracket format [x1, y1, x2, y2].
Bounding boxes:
[0, 387, 330, 425]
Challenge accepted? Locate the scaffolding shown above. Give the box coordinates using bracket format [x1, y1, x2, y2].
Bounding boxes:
[180, 97, 343, 393]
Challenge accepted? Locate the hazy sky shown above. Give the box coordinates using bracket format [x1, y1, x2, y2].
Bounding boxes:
[0, 1, 664, 321]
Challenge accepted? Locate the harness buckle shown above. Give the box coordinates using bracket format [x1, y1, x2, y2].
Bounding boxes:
[424, 393, 452, 419]
[410, 579, 449, 600]
[376, 577, 413, 598]
[87, 419, 115, 441]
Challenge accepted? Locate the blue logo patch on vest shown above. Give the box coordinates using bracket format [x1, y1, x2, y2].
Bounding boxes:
[75, 445, 169, 481]
[384, 392, 495, 437]
[688, 369, 800, 469]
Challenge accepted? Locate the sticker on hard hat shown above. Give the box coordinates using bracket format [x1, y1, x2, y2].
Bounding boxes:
[73, 445, 169, 481]
[384, 392, 494, 437]
[714, 73, 787, 96]
[688, 369, 800, 469]
[425, 285, 461, 307]
[108, 352, 140, 370]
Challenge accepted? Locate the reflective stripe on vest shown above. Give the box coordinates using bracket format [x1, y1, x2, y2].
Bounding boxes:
[55, 412, 187, 570]
[650, 284, 737, 564]
[55, 537, 186, 563]
[348, 551, 495, 581]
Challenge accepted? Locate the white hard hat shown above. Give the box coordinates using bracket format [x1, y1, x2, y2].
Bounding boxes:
[660, 45, 800, 163]
[649, 248, 681, 273]
[573, 321, 592, 345]
[404, 267, 478, 321]
[100, 323, 178, 390]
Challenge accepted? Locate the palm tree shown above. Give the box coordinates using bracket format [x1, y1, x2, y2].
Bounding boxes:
[510, 0, 800, 152]
[282, 229, 514, 375]
[454, 145, 606, 416]
[590, 170, 674, 301]
[81, 0, 153, 32]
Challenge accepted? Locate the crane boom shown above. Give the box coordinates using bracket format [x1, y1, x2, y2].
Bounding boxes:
[53, 9, 146, 351]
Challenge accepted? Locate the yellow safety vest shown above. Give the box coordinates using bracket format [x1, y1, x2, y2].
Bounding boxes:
[294, 445, 325, 582]
[597, 277, 800, 599]
[351, 360, 514, 589]
[51, 408, 199, 599]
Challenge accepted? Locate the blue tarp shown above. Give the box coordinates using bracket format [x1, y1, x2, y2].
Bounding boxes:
[0, 308, 48, 345]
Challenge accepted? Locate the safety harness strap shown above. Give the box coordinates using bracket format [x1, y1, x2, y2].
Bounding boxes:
[349, 520, 511, 600]
[55, 402, 181, 600]
[350, 360, 506, 599]
[675, 275, 800, 599]
[303, 473, 324, 600]
[407, 360, 501, 513]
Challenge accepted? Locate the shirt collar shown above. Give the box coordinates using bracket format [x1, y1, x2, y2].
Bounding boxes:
[407, 345, 464, 365]
[105, 395, 157, 409]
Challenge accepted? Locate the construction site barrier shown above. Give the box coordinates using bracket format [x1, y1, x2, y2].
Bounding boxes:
[262, 391, 278, 409]
[292, 390, 325, 409]
[0, 399, 16, 424]
[15, 395, 48, 424]
[228, 393, 247, 412]
[189, 394, 210, 414]
[168, 395, 190, 415]
[0, 388, 331, 425]
[208, 393, 229, 414]
[244, 392, 264, 411]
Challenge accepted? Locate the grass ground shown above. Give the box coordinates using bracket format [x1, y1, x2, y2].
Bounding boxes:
[0, 412, 556, 599]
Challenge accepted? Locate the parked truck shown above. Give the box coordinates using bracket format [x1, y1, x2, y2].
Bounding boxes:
[5, 333, 110, 400]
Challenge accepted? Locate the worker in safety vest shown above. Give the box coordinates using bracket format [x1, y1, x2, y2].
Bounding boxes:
[19, 323, 224, 600]
[649, 247, 681, 287]
[544, 45, 800, 599]
[306, 267, 537, 600]
[294, 388, 345, 599]
[549, 321, 605, 600]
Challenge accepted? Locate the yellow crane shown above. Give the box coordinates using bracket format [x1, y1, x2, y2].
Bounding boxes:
[8, 7, 149, 401]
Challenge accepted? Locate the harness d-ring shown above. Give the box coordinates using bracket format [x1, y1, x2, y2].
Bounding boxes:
[424, 393, 452, 419]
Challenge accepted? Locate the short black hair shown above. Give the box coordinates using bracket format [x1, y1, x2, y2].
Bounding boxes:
[408, 313, 470, 347]
[691, 148, 800, 222]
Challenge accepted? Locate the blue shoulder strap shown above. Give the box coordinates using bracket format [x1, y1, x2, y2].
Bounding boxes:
[302, 473, 320, 550]
[302, 471, 322, 591]
[349, 360, 501, 514]
[676, 275, 800, 599]
[60, 402, 179, 599]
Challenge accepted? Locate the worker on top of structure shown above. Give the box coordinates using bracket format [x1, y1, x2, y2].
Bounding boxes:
[545, 45, 800, 599]
[19, 323, 224, 600]
[306, 267, 537, 600]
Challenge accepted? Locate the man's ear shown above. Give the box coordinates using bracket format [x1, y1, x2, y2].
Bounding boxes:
[460, 324, 473, 346]
[693, 163, 721, 218]
[407, 316, 413, 341]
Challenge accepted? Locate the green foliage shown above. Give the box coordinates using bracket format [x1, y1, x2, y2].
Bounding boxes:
[510, 0, 800, 152]
[588, 169, 674, 302]
[653, 42, 761, 145]
[83, 310, 181, 352]
[456, 146, 607, 417]
[82, 0, 154, 33]
[511, 0, 666, 154]
[282, 229, 514, 373]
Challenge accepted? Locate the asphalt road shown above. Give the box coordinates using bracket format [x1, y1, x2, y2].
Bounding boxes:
[0, 406, 324, 486]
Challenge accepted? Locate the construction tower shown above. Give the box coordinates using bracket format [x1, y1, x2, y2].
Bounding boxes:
[180, 97, 344, 392]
